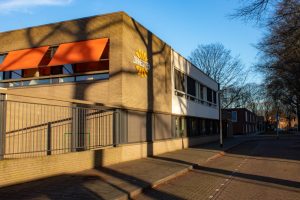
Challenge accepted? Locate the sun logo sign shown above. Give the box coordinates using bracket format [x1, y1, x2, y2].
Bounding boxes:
[133, 49, 150, 78]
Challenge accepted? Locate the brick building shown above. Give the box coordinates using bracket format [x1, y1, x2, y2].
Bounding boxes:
[224, 108, 257, 135]
[0, 11, 220, 160]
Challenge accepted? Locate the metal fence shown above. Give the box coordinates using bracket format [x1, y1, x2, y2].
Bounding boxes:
[0, 94, 118, 159]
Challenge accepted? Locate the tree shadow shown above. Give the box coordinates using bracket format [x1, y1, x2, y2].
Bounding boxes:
[0, 165, 184, 200]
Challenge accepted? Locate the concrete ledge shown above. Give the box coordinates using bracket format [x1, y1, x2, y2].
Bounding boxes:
[0, 135, 219, 188]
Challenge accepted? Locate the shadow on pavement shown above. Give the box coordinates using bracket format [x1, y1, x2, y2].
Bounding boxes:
[0, 165, 184, 200]
[191, 135, 300, 162]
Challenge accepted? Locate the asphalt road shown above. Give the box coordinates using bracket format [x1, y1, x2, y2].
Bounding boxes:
[135, 137, 300, 200]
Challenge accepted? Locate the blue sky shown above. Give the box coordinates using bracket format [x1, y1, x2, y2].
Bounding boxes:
[0, 0, 263, 83]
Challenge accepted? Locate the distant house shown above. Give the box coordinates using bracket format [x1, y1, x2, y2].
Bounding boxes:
[223, 108, 257, 135]
[256, 116, 265, 133]
[221, 110, 233, 138]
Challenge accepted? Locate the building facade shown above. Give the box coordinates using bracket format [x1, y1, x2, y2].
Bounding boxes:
[0, 12, 220, 157]
[225, 108, 257, 135]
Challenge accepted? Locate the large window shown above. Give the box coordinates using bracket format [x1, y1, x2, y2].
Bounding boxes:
[173, 67, 218, 108]
[200, 84, 204, 100]
[175, 116, 186, 137]
[200, 119, 206, 135]
[174, 69, 186, 92]
[0, 45, 109, 88]
[187, 117, 198, 137]
[213, 91, 217, 104]
[187, 76, 196, 96]
[232, 111, 237, 122]
[207, 88, 212, 102]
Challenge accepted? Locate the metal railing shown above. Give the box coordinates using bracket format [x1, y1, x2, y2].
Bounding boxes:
[0, 93, 118, 159]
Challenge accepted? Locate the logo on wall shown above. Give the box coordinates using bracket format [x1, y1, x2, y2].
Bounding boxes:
[133, 49, 150, 78]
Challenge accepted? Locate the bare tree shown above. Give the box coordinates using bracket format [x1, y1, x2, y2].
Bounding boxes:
[233, 0, 300, 130]
[231, 0, 276, 22]
[189, 43, 248, 108]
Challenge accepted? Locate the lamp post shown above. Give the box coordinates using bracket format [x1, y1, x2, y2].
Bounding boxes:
[218, 84, 223, 148]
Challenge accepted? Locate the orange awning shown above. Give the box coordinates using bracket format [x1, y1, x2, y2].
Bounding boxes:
[48, 38, 109, 66]
[0, 46, 49, 72]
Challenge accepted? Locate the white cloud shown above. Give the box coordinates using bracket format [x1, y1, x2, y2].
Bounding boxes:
[0, 0, 72, 13]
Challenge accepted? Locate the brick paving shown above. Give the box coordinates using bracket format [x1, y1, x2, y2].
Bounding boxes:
[1, 136, 297, 200]
[135, 136, 300, 200]
[0, 137, 243, 200]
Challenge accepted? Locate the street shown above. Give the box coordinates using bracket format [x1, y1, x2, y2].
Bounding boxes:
[135, 137, 300, 200]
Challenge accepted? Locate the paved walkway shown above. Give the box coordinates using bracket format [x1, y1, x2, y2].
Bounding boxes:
[135, 136, 300, 200]
[0, 136, 264, 200]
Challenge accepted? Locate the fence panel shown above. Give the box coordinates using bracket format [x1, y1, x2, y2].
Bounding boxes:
[1, 99, 115, 159]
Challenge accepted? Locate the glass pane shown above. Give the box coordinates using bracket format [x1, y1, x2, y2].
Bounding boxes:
[51, 66, 63, 75]
[207, 88, 212, 102]
[11, 70, 22, 79]
[9, 82, 22, 87]
[0, 82, 8, 88]
[76, 73, 109, 82]
[187, 76, 196, 96]
[174, 69, 185, 92]
[59, 77, 75, 83]
[25, 79, 50, 86]
[63, 64, 74, 74]
[36, 79, 50, 85]
[0, 54, 7, 64]
[0, 72, 3, 80]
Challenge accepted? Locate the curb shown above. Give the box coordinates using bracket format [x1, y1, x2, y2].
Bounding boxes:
[115, 167, 192, 200]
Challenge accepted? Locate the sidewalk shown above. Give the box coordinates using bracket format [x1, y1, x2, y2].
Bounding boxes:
[0, 137, 254, 200]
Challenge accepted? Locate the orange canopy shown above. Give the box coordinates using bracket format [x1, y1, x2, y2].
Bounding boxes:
[0, 46, 49, 72]
[48, 38, 109, 66]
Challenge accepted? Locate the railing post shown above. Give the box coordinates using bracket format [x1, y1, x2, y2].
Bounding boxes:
[0, 94, 7, 160]
[113, 109, 120, 146]
[71, 105, 78, 152]
[71, 105, 87, 151]
[47, 122, 52, 155]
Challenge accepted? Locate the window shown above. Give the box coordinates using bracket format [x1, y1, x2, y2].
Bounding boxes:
[187, 117, 198, 137]
[0, 72, 3, 81]
[174, 69, 185, 92]
[11, 70, 22, 79]
[245, 112, 248, 122]
[0, 53, 7, 64]
[232, 111, 237, 122]
[175, 116, 186, 137]
[75, 73, 109, 82]
[200, 119, 206, 135]
[187, 76, 196, 97]
[207, 88, 212, 102]
[213, 91, 217, 104]
[200, 84, 204, 100]
[3, 72, 11, 80]
[23, 68, 38, 78]
[63, 64, 74, 74]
